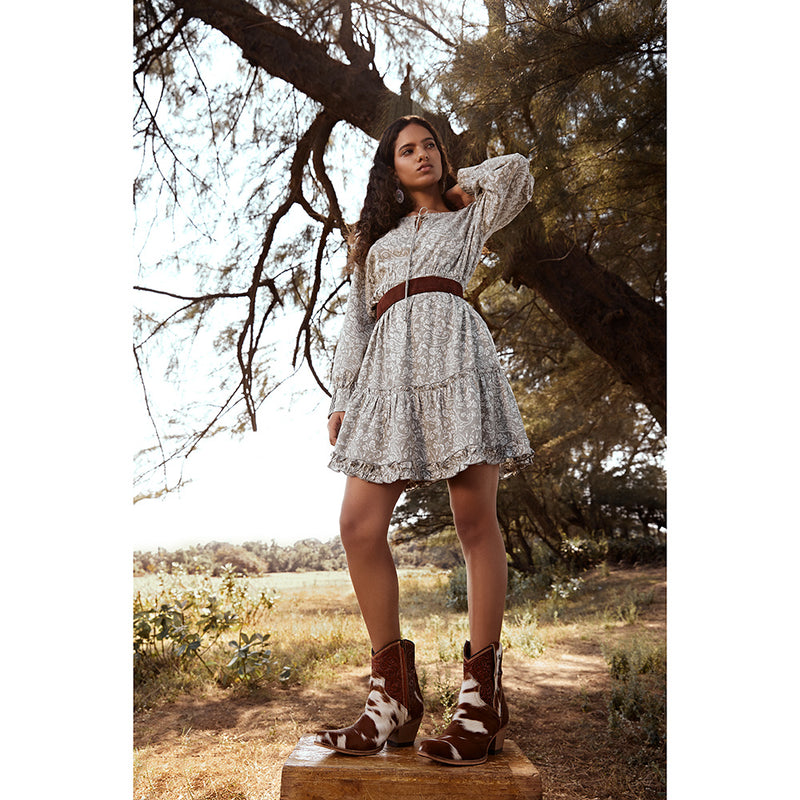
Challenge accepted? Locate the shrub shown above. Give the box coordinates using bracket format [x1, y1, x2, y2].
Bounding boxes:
[133, 569, 289, 707]
[507, 609, 546, 657]
[604, 587, 656, 626]
[604, 638, 666, 750]
[445, 564, 468, 611]
[559, 538, 607, 572]
[605, 535, 666, 566]
[448, 560, 584, 614]
[507, 565, 553, 603]
[209, 546, 269, 576]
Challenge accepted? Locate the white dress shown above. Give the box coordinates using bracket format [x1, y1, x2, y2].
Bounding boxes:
[328, 153, 534, 486]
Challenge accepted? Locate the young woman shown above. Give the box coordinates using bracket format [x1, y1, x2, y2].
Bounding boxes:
[315, 115, 534, 766]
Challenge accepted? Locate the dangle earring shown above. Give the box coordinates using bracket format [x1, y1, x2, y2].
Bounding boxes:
[395, 185, 405, 204]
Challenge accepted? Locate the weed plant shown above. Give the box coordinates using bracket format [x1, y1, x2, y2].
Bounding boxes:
[604, 637, 666, 755]
[603, 587, 656, 627]
[506, 610, 546, 657]
[134, 564, 289, 709]
[428, 671, 459, 732]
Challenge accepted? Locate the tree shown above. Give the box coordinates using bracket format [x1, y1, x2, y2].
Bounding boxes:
[134, 0, 666, 500]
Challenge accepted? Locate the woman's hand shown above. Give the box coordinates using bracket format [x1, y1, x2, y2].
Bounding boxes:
[444, 183, 474, 210]
[328, 411, 344, 445]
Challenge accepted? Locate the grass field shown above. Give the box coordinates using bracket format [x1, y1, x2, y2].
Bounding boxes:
[134, 564, 666, 799]
[134, 569, 363, 597]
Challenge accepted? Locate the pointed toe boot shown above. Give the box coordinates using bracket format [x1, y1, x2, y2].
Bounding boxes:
[417, 640, 508, 766]
[314, 638, 424, 755]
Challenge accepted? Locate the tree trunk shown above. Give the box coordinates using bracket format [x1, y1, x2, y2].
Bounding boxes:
[502, 228, 666, 430]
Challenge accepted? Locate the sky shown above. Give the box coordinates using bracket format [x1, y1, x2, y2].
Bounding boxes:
[131, 366, 347, 552]
[129, 40, 377, 554]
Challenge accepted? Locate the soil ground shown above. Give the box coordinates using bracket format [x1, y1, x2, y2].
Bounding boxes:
[134, 565, 666, 800]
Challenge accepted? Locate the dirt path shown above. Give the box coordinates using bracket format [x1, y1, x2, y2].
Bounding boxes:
[134, 565, 666, 800]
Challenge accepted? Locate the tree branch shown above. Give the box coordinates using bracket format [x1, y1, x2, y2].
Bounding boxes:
[336, 0, 374, 68]
[133, 343, 169, 493]
[233, 108, 342, 430]
[372, 0, 457, 48]
[178, 0, 463, 155]
[135, 10, 190, 76]
[134, 2, 183, 47]
[133, 285, 251, 301]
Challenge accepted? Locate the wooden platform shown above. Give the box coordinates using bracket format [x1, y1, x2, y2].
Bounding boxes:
[280, 735, 542, 800]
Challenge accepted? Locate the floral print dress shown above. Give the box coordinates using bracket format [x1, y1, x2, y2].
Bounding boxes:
[328, 153, 534, 486]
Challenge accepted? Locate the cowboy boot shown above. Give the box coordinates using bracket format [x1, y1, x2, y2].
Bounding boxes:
[314, 638, 424, 755]
[417, 640, 508, 766]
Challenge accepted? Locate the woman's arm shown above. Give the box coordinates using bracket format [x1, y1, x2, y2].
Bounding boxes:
[444, 183, 475, 210]
[456, 153, 534, 238]
[328, 259, 375, 419]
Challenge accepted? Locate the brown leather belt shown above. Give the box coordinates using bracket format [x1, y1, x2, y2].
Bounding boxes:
[376, 276, 464, 320]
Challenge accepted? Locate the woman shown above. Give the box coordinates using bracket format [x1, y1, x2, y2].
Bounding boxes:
[315, 115, 534, 766]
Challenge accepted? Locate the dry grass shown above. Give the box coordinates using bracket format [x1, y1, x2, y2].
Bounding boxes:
[134, 564, 666, 800]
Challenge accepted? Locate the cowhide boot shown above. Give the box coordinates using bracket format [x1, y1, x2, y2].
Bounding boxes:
[417, 640, 508, 766]
[314, 638, 424, 755]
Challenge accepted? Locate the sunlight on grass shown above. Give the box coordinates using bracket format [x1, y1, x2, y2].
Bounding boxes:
[133, 564, 663, 704]
[135, 563, 666, 800]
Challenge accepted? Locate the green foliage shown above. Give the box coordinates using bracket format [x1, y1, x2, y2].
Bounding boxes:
[604, 588, 656, 627]
[558, 539, 607, 572]
[441, 0, 668, 574]
[446, 556, 587, 619]
[134, 536, 465, 577]
[445, 0, 666, 290]
[429, 673, 459, 733]
[393, 443, 665, 581]
[534, 576, 585, 624]
[605, 536, 666, 566]
[558, 536, 666, 573]
[604, 638, 666, 751]
[506, 609, 546, 658]
[133, 567, 288, 707]
[507, 564, 553, 601]
[444, 564, 468, 611]
[133, 538, 350, 576]
[226, 632, 290, 683]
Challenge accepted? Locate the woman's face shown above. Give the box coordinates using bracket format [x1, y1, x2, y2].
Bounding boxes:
[392, 123, 443, 193]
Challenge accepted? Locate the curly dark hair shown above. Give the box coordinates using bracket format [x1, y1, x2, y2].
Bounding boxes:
[347, 115, 456, 273]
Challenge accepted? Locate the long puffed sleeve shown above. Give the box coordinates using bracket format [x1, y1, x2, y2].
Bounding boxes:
[456, 153, 534, 239]
[328, 260, 375, 416]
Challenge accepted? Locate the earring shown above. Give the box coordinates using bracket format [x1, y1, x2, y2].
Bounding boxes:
[395, 186, 405, 204]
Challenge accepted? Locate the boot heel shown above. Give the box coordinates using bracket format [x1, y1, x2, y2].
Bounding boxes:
[387, 716, 422, 747]
[488, 727, 506, 755]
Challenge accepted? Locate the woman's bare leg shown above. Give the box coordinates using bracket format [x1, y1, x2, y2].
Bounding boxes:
[339, 475, 408, 652]
[447, 463, 507, 652]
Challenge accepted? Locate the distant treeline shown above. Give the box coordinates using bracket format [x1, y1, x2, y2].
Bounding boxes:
[133, 535, 462, 576]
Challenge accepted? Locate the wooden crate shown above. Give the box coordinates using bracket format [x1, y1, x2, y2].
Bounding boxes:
[280, 735, 542, 800]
